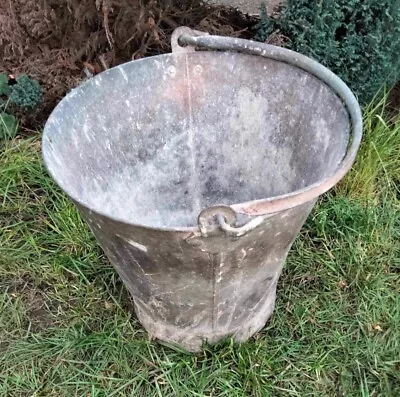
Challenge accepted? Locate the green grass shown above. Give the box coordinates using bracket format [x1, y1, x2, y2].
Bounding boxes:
[337, 94, 400, 199]
[0, 101, 399, 395]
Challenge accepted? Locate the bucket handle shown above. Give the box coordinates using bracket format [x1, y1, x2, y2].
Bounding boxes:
[172, 27, 363, 218]
[198, 205, 264, 238]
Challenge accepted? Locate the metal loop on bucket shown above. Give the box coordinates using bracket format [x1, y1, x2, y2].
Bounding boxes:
[216, 214, 264, 237]
[198, 205, 264, 237]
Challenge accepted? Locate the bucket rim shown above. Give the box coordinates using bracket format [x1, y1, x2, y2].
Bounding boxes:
[42, 34, 363, 233]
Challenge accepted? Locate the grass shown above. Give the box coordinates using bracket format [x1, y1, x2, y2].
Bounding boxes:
[337, 94, 400, 199]
[0, 100, 399, 395]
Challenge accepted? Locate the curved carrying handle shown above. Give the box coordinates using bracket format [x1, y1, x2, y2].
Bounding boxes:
[175, 28, 361, 182]
[172, 27, 363, 218]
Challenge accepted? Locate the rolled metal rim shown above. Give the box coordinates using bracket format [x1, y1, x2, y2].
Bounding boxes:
[42, 33, 363, 233]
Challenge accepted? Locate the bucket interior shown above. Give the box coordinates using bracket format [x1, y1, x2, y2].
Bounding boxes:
[43, 51, 350, 228]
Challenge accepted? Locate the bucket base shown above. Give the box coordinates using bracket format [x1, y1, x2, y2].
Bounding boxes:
[135, 284, 277, 352]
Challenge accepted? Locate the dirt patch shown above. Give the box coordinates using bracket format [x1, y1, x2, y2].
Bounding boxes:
[0, 0, 257, 132]
[1, 276, 56, 331]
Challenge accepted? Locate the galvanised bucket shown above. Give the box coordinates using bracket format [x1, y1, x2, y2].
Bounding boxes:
[42, 27, 362, 352]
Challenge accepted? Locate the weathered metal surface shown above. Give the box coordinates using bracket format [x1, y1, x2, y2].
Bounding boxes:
[42, 28, 362, 352]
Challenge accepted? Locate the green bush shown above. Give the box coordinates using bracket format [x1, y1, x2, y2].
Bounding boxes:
[254, 0, 400, 104]
[10, 75, 43, 109]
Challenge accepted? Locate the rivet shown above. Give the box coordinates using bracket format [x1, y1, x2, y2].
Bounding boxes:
[167, 66, 176, 77]
[194, 65, 203, 75]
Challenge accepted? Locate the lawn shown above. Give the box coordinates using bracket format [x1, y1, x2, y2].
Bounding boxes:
[0, 99, 399, 396]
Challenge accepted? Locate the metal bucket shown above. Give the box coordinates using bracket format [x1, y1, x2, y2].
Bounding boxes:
[42, 27, 362, 352]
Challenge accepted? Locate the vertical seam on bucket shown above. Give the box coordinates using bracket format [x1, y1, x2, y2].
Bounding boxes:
[184, 54, 201, 219]
[210, 253, 217, 331]
[225, 251, 244, 330]
[210, 252, 223, 331]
